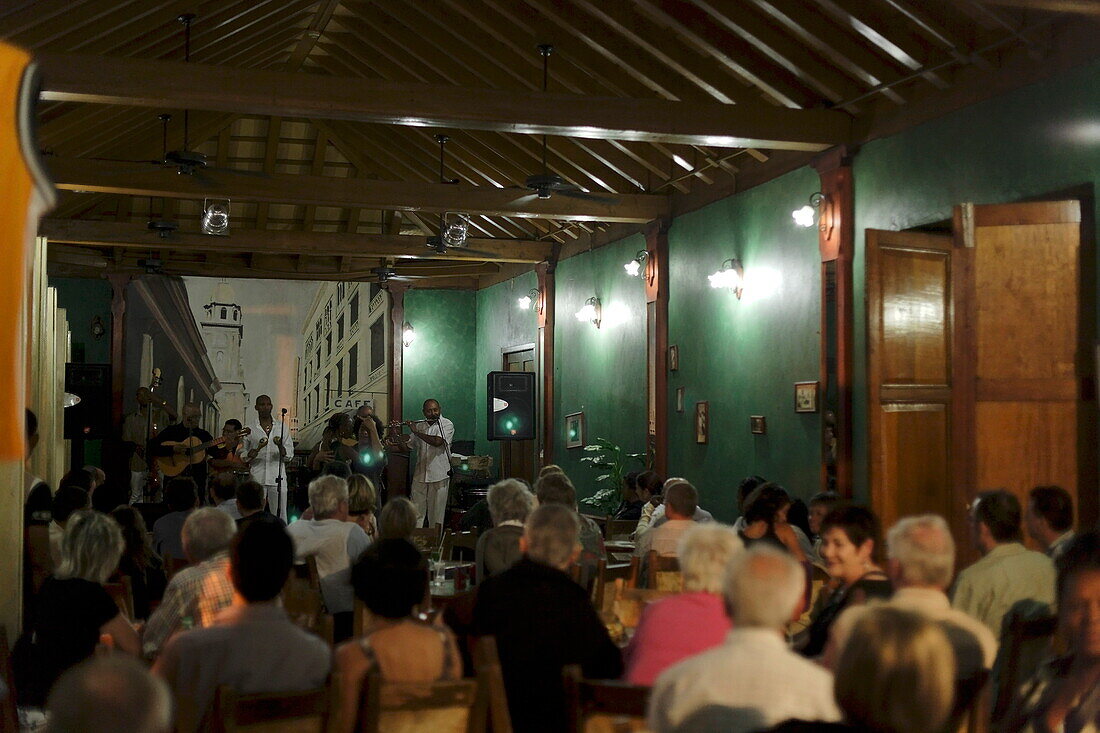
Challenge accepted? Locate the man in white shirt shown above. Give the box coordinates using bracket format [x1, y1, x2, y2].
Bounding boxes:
[648, 546, 840, 731]
[241, 394, 294, 522]
[635, 480, 699, 559]
[400, 398, 454, 528]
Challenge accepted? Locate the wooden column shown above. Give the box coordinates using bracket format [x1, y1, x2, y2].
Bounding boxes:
[812, 146, 854, 496]
[387, 283, 408, 425]
[645, 220, 670, 476]
[108, 274, 129, 427]
[536, 262, 555, 466]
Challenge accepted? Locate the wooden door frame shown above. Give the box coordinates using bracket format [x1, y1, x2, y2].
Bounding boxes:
[500, 342, 537, 480]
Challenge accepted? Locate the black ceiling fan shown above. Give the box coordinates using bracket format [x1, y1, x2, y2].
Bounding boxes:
[423, 135, 504, 259]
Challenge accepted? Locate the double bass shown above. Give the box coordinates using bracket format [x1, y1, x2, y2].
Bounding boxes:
[143, 368, 163, 501]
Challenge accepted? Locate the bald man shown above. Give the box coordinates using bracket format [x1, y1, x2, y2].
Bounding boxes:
[151, 403, 214, 500]
[241, 394, 294, 521]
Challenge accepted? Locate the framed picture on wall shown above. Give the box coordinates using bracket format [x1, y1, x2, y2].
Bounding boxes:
[750, 415, 767, 435]
[668, 344, 679, 371]
[795, 381, 819, 413]
[565, 412, 585, 449]
[676, 387, 685, 413]
[695, 401, 709, 444]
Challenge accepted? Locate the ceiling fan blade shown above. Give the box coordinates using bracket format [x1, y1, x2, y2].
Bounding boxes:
[557, 188, 618, 204]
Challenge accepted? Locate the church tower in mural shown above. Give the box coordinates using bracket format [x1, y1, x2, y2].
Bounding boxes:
[201, 280, 248, 426]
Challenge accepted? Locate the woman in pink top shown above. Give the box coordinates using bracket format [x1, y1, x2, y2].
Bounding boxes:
[623, 523, 744, 685]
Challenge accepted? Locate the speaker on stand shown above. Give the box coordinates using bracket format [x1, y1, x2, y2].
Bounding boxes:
[487, 371, 536, 441]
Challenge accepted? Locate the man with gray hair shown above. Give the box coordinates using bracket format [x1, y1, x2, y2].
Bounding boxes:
[635, 480, 701, 560]
[286, 475, 371, 621]
[648, 546, 841, 732]
[143, 507, 237, 657]
[476, 478, 535, 579]
[473, 504, 622, 733]
[47, 656, 172, 733]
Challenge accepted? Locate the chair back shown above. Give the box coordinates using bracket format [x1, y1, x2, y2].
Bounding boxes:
[580, 514, 609, 539]
[645, 551, 682, 592]
[992, 613, 1059, 723]
[562, 664, 650, 733]
[305, 555, 322, 590]
[24, 524, 52, 594]
[473, 636, 513, 733]
[441, 530, 478, 562]
[211, 684, 333, 732]
[282, 577, 333, 646]
[103, 575, 135, 621]
[591, 558, 634, 614]
[359, 673, 479, 733]
[611, 579, 677, 630]
[165, 556, 189, 579]
[0, 626, 18, 733]
[409, 525, 443, 556]
[605, 519, 636, 541]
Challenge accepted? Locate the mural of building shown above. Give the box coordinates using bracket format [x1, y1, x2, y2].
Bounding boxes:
[200, 280, 248, 428]
[297, 281, 390, 449]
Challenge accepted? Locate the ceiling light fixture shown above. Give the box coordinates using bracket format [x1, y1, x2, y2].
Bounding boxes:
[793, 192, 828, 229]
[201, 197, 230, 236]
[709, 258, 744, 299]
[441, 211, 470, 248]
[575, 296, 602, 328]
[624, 250, 649, 277]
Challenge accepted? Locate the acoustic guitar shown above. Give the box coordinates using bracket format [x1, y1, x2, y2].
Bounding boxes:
[157, 427, 251, 477]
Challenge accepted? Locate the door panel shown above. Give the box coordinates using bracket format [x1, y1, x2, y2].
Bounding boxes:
[877, 404, 952, 524]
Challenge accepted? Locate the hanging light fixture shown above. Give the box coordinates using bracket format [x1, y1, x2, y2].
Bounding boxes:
[708, 258, 744, 299]
[441, 211, 470, 247]
[793, 192, 828, 229]
[402, 322, 416, 347]
[624, 250, 649, 277]
[517, 288, 541, 310]
[201, 197, 231, 236]
[575, 296, 602, 328]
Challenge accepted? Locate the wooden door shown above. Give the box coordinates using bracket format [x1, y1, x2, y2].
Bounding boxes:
[867, 229, 957, 536]
[955, 200, 1094, 532]
[501, 348, 536, 482]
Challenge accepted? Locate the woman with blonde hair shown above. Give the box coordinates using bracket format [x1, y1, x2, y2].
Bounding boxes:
[346, 473, 378, 541]
[18, 510, 140, 707]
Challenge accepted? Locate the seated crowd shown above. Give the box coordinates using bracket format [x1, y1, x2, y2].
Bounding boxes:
[8, 454, 1100, 733]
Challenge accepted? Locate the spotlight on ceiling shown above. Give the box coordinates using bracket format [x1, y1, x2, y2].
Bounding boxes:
[201, 197, 230, 236]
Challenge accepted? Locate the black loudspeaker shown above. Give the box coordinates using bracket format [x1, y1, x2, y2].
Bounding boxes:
[487, 371, 536, 441]
[64, 363, 112, 439]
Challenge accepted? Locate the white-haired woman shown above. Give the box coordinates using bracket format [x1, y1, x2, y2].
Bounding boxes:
[19, 510, 139, 707]
[623, 523, 744, 685]
[476, 479, 536, 579]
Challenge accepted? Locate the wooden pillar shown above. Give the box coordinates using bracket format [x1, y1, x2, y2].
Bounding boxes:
[812, 146, 854, 496]
[536, 262, 555, 466]
[108, 274, 128, 427]
[385, 283, 409, 497]
[645, 220, 670, 477]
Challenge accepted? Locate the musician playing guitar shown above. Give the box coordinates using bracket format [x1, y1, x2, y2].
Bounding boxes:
[121, 384, 177, 504]
[208, 419, 248, 473]
[150, 403, 214, 498]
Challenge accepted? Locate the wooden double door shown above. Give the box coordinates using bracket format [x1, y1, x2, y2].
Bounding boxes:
[867, 200, 1096, 549]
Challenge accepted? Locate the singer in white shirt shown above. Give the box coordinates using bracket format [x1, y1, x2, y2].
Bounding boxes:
[399, 399, 454, 528]
[241, 394, 295, 521]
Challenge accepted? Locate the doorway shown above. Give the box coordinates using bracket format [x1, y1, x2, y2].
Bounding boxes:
[500, 345, 536, 482]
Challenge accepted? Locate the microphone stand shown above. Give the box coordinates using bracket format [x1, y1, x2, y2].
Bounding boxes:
[276, 407, 287, 520]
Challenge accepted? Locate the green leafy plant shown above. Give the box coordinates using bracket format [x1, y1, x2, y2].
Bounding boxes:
[578, 437, 646, 516]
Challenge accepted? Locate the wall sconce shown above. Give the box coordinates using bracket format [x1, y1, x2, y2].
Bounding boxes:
[517, 288, 541, 310]
[401, 321, 416, 347]
[575, 296, 602, 328]
[623, 250, 649, 277]
[792, 192, 827, 230]
[90, 315, 106, 340]
[708, 258, 744, 299]
[201, 197, 231, 236]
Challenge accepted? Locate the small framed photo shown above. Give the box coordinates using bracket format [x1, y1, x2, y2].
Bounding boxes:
[694, 401, 709, 444]
[564, 411, 585, 449]
[676, 387, 685, 413]
[794, 381, 819, 413]
[668, 345, 679, 371]
[750, 415, 767, 435]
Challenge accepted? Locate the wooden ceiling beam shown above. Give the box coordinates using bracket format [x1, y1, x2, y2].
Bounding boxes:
[972, 0, 1100, 12]
[36, 52, 851, 150]
[39, 219, 552, 263]
[285, 0, 340, 71]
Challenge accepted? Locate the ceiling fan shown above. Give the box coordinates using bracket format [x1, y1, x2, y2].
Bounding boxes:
[422, 135, 504, 259]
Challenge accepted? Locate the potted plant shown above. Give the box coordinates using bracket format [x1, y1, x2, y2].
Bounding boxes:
[578, 437, 646, 516]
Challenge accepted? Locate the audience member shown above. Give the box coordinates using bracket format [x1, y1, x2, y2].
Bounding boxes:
[649, 476, 715, 529]
[632, 470, 665, 537]
[648, 546, 840, 732]
[624, 523, 743, 685]
[800, 505, 891, 658]
[46, 656, 171, 733]
[1026, 485, 1076, 559]
[82, 464, 106, 493]
[953, 489, 1055, 635]
[808, 491, 843, 562]
[208, 471, 241, 520]
[731, 474, 768, 530]
[787, 498, 812, 543]
[347, 473, 378, 541]
[152, 477, 198, 561]
[738, 483, 807, 561]
[110, 505, 168, 620]
[634, 480, 699, 560]
[142, 507, 237, 656]
[18, 511, 140, 707]
[23, 408, 51, 524]
[826, 515, 997, 674]
[1004, 530, 1100, 732]
[535, 471, 606, 581]
[58, 467, 95, 495]
[769, 607, 956, 733]
[476, 478, 536, 579]
[473, 504, 622, 732]
[538, 464, 564, 478]
[235, 479, 286, 530]
[154, 521, 331, 732]
[613, 470, 644, 520]
[379, 496, 418, 541]
[48, 485, 91, 566]
[333, 539, 462, 733]
[286, 475, 371, 626]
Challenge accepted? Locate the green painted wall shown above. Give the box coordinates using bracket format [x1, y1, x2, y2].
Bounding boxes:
[50, 276, 112, 364]
[474, 271, 539, 463]
[402, 290, 477, 445]
[851, 57, 1100, 503]
[668, 167, 823, 521]
[553, 235, 649, 500]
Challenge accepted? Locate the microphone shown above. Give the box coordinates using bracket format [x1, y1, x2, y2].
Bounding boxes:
[281, 408, 288, 415]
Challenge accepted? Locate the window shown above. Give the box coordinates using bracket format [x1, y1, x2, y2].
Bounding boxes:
[315, 348, 320, 370]
[350, 293, 359, 325]
[337, 282, 346, 301]
[337, 315, 344, 342]
[233, 310, 238, 321]
[220, 307, 227, 319]
[369, 282, 381, 302]
[314, 385, 320, 419]
[325, 332, 332, 358]
[336, 361, 343, 393]
[370, 317, 385, 372]
[349, 345, 358, 387]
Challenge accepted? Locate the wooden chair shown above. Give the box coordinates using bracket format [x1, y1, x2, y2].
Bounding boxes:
[410, 525, 443, 556]
[0, 626, 18, 733]
[591, 558, 635, 614]
[211, 683, 334, 732]
[473, 636, 513, 733]
[992, 613, 1059, 723]
[562, 664, 650, 733]
[951, 669, 991, 733]
[358, 673, 480, 733]
[645, 551, 682, 592]
[441, 529, 478, 562]
[604, 519, 637, 541]
[581, 514, 609, 539]
[611, 579, 677, 631]
[282, 576, 333, 646]
[103, 575, 135, 621]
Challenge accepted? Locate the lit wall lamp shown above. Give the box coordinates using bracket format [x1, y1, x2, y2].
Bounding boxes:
[792, 192, 828, 230]
[90, 315, 106, 340]
[401, 321, 416, 347]
[575, 296, 602, 328]
[201, 197, 231, 236]
[623, 250, 649, 277]
[517, 288, 541, 310]
[708, 258, 744, 299]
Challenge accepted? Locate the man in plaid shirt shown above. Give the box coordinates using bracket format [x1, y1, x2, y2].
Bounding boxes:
[143, 508, 237, 657]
